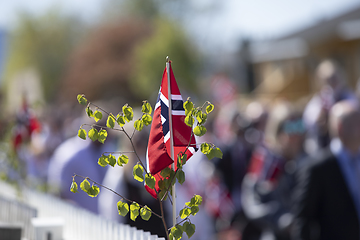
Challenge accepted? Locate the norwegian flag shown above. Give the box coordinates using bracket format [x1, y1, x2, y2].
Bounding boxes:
[145, 62, 197, 198]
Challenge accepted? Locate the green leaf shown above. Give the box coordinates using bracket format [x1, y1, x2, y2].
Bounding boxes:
[145, 174, 156, 189]
[117, 155, 129, 166]
[98, 155, 108, 167]
[80, 179, 91, 192]
[94, 110, 103, 122]
[205, 147, 223, 160]
[86, 106, 93, 117]
[117, 201, 129, 217]
[170, 226, 183, 240]
[196, 112, 207, 125]
[160, 167, 172, 178]
[200, 143, 211, 155]
[176, 170, 185, 185]
[77, 94, 87, 105]
[183, 222, 196, 238]
[108, 154, 116, 167]
[98, 129, 108, 144]
[88, 128, 99, 142]
[142, 101, 152, 114]
[70, 181, 78, 193]
[192, 195, 203, 206]
[140, 206, 152, 221]
[184, 115, 194, 127]
[87, 185, 100, 197]
[134, 119, 144, 131]
[107, 114, 116, 129]
[190, 206, 199, 216]
[116, 115, 126, 127]
[142, 114, 152, 126]
[180, 208, 191, 219]
[193, 125, 207, 137]
[123, 105, 134, 122]
[133, 164, 144, 182]
[206, 103, 214, 114]
[78, 128, 87, 140]
[130, 202, 140, 221]
[183, 99, 193, 116]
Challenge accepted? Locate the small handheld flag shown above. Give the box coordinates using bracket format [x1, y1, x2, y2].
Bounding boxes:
[145, 60, 197, 198]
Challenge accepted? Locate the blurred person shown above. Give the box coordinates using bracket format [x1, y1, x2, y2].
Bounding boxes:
[292, 100, 360, 240]
[303, 59, 356, 155]
[47, 114, 117, 214]
[241, 101, 306, 240]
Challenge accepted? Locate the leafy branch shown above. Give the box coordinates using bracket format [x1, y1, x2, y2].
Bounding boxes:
[73, 94, 222, 240]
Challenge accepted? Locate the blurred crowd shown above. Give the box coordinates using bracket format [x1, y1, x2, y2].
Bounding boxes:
[2, 58, 360, 240]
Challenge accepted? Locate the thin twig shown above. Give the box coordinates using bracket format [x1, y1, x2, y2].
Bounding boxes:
[73, 174, 162, 219]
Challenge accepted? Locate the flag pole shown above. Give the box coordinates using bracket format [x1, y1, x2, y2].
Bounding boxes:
[166, 56, 176, 227]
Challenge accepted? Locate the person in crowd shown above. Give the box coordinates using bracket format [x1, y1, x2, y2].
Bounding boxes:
[241, 101, 306, 240]
[303, 59, 357, 155]
[292, 100, 360, 240]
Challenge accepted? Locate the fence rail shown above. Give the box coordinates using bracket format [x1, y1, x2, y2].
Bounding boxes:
[0, 181, 165, 240]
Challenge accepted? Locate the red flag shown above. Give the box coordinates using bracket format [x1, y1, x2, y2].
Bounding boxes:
[145, 62, 197, 198]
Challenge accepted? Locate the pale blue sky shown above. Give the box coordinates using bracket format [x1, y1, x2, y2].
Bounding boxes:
[0, 0, 360, 51]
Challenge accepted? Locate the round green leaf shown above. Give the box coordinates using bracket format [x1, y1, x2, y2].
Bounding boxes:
[117, 201, 129, 217]
[140, 206, 152, 221]
[170, 226, 183, 240]
[190, 206, 199, 216]
[130, 202, 140, 221]
[176, 170, 185, 185]
[77, 94, 87, 105]
[134, 119, 144, 131]
[80, 179, 91, 192]
[88, 128, 99, 141]
[193, 125, 207, 137]
[200, 143, 211, 155]
[78, 128, 87, 140]
[145, 174, 156, 189]
[180, 208, 191, 219]
[94, 110, 103, 122]
[183, 222, 196, 238]
[70, 181, 78, 193]
[183, 100, 193, 116]
[160, 167, 172, 178]
[142, 114, 152, 126]
[107, 114, 116, 129]
[98, 155, 108, 167]
[184, 115, 194, 127]
[87, 185, 100, 197]
[98, 129, 108, 144]
[122, 105, 133, 122]
[108, 154, 116, 167]
[116, 115, 126, 127]
[142, 101, 152, 114]
[206, 103, 214, 114]
[117, 154, 129, 166]
[133, 164, 144, 182]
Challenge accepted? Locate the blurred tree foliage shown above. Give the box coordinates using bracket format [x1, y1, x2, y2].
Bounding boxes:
[2, 10, 82, 104]
[130, 18, 200, 101]
[59, 19, 152, 105]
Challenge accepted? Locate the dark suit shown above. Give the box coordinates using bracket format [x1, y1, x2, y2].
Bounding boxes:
[292, 148, 359, 240]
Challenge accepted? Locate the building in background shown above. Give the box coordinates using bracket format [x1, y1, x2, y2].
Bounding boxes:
[246, 4, 360, 102]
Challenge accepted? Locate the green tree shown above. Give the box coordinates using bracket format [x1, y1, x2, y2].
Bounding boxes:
[131, 18, 200, 100]
[2, 10, 82, 106]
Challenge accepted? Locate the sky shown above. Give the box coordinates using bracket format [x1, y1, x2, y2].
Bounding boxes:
[0, 0, 360, 52]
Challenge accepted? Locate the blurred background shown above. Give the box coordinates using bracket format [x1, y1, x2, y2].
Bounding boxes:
[1, 0, 360, 239]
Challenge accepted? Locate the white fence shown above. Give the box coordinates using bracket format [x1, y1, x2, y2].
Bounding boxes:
[0, 181, 165, 240]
